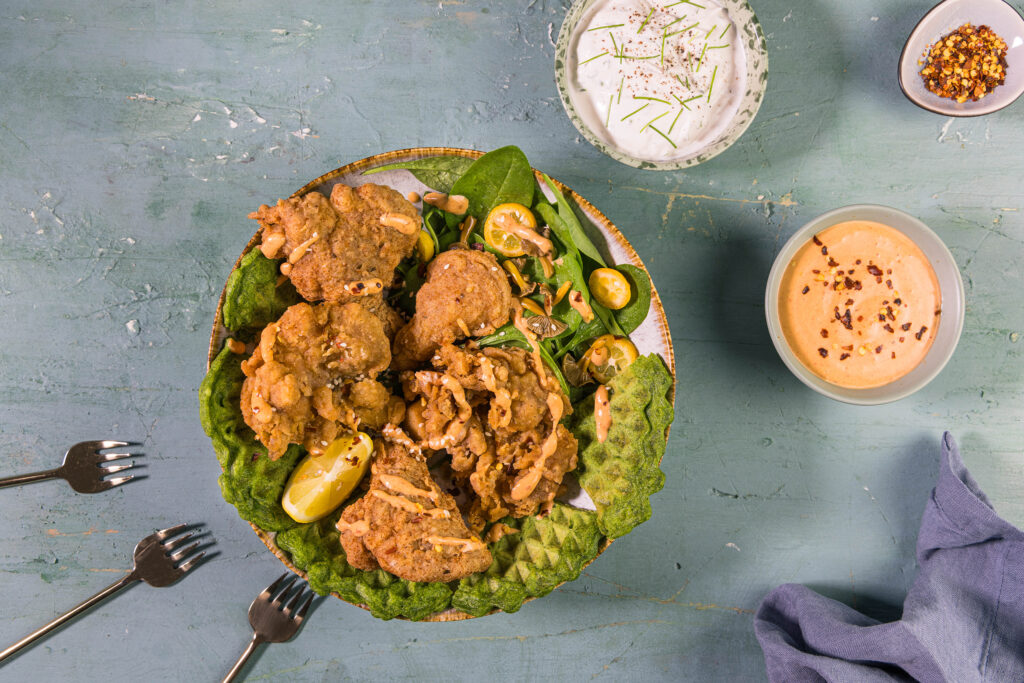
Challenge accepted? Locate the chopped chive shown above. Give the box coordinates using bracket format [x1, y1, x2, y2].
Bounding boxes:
[617, 76, 625, 103]
[579, 51, 610, 65]
[587, 23, 624, 31]
[609, 31, 619, 57]
[675, 74, 688, 90]
[668, 107, 685, 133]
[606, 94, 613, 127]
[705, 24, 717, 37]
[681, 94, 701, 103]
[696, 42, 708, 70]
[671, 93, 690, 109]
[665, 0, 704, 7]
[660, 31, 666, 65]
[638, 7, 655, 33]
[662, 15, 687, 31]
[634, 95, 672, 104]
[640, 111, 669, 132]
[706, 64, 718, 102]
[719, 24, 730, 38]
[620, 103, 649, 121]
[666, 22, 699, 38]
[706, 43, 730, 50]
[663, 1, 686, 7]
[648, 124, 677, 148]
[619, 53, 660, 60]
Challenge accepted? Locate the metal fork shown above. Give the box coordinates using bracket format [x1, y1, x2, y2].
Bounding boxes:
[223, 573, 315, 683]
[0, 523, 206, 664]
[0, 440, 140, 493]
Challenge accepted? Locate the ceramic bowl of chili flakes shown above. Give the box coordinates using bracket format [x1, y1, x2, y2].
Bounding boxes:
[899, 0, 1024, 116]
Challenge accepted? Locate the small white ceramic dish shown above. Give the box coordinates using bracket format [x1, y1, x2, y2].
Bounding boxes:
[765, 205, 965, 406]
[554, 0, 768, 170]
[899, 0, 1024, 116]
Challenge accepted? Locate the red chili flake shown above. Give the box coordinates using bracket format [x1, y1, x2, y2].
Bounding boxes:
[818, 348, 828, 358]
[470, 243, 484, 251]
[827, 257, 839, 267]
[839, 353, 851, 360]
[876, 276, 884, 284]
[812, 235, 823, 246]
[844, 277, 855, 290]
[892, 352, 896, 359]
[935, 307, 942, 315]
[867, 264, 883, 276]
[915, 325, 928, 340]
[883, 324, 894, 333]
[857, 316, 864, 322]
[812, 269, 820, 274]
[820, 329, 829, 338]
[886, 307, 896, 321]
[901, 322, 912, 331]
[842, 345, 853, 351]
[845, 298, 854, 306]
[899, 337, 905, 342]
[854, 281, 863, 290]
[838, 308, 853, 330]
[875, 345, 882, 354]
[855, 259, 862, 265]
[802, 285, 810, 294]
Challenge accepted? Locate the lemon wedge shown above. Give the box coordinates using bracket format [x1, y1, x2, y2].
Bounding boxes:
[281, 432, 373, 523]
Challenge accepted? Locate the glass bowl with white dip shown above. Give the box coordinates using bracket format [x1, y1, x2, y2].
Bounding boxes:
[555, 0, 768, 169]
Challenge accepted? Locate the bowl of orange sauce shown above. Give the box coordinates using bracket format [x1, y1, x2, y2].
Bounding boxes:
[766, 205, 965, 405]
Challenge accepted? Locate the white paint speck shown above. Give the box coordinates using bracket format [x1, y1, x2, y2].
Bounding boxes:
[223, 106, 232, 115]
[290, 127, 313, 139]
[726, 542, 741, 552]
[871, 16, 879, 21]
[229, 120, 238, 129]
[192, 113, 201, 122]
[126, 320, 140, 335]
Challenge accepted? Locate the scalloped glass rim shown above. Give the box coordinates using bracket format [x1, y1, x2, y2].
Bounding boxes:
[765, 205, 965, 405]
[554, 0, 769, 170]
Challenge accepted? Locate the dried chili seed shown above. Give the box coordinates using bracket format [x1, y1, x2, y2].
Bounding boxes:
[867, 264, 883, 276]
[920, 24, 1008, 103]
[839, 353, 851, 361]
[902, 322, 912, 331]
[916, 325, 928, 340]
[818, 348, 828, 358]
[875, 345, 882, 354]
[845, 298, 854, 306]
[802, 285, 810, 294]
[812, 235, 822, 246]
[820, 329, 829, 338]
[821, 246, 828, 255]
[883, 324, 894, 333]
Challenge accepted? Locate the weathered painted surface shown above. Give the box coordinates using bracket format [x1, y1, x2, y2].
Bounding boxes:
[0, 0, 1021, 680]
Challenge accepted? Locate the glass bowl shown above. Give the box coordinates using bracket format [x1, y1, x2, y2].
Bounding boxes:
[554, 0, 769, 170]
[765, 205, 965, 405]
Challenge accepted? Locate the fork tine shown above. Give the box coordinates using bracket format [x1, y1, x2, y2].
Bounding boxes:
[104, 475, 134, 488]
[169, 541, 200, 562]
[100, 463, 134, 474]
[284, 584, 308, 614]
[97, 451, 134, 462]
[156, 523, 188, 540]
[87, 440, 129, 450]
[260, 573, 290, 600]
[163, 532, 195, 552]
[295, 593, 314, 622]
[272, 576, 299, 605]
[178, 551, 206, 573]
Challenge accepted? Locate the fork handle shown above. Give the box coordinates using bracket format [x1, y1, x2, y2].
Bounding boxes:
[222, 633, 263, 683]
[0, 572, 136, 664]
[0, 469, 60, 490]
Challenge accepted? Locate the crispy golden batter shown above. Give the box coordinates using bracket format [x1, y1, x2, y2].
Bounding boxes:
[240, 301, 403, 459]
[401, 344, 577, 529]
[249, 183, 419, 303]
[391, 249, 513, 370]
[336, 441, 492, 582]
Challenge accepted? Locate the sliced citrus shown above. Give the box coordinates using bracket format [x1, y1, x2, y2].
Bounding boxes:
[588, 268, 631, 310]
[281, 432, 373, 523]
[585, 335, 639, 384]
[483, 202, 537, 257]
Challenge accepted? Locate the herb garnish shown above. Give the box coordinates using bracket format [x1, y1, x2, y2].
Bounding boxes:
[637, 7, 656, 33]
[579, 52, 609, 65]
[587, 23, 624, 31]
[620, 103, 649, 121]
[647, 125, 677, 148]
[706, 65, 718, 102]
[640, 111, 669, 132]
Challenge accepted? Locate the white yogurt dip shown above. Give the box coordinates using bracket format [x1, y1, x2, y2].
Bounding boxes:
[568, 0, 745, 161]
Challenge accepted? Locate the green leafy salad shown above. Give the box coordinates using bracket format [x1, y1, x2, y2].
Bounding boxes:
[199, 146, 674, 620]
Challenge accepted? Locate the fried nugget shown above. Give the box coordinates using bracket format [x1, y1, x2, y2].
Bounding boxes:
[391, 249, 513, 370]
[336, 441, 492, 582]
[248, 183, 419, 303]
[239, 301, 394, 459]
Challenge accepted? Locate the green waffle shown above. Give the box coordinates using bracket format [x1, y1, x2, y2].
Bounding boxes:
[451, 503, 603, 617]
[572, 354, 674, 539]
[221, 249, 299, 332]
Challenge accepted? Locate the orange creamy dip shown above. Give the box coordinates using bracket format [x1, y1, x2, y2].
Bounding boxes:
[778, 221, 941, 389]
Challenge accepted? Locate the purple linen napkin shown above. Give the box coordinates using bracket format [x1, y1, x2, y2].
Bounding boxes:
[754, 432, 1024, 682]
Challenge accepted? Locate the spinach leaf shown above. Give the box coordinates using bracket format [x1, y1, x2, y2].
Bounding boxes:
[592, 299, 626, 337]
[542, 175, 607, 268]
[613, 264, 652, 335]
[362, 156, 475, 193]
[446, 146, 534, 229]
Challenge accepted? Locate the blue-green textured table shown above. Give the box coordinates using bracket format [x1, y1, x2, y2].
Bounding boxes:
[1, 1, 1022, 680]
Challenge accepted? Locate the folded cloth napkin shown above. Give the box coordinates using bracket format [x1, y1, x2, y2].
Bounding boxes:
[754, 432, 1024, 682]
